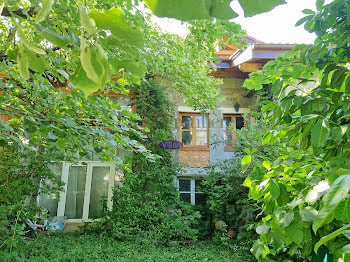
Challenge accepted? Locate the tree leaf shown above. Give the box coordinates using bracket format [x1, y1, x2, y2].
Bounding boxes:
[316, 0, 325, 11]
[37, 26, 71, 48]
[70, 46, 110, 96]
[238, 0, 286, 17]
[346, 198, 350, 223]
[278, 211, 294, 228]
[241, 155, 251, 165]
[210, 0, 238, 20]
[80, 7, 96, 35]
[250, 239, 266, 259]
[331, 125, 348, 141]
[256, 224, 270, 235]
[0, 2, 4, 16]
[295, 15, 312, 27]
[263, 161, 271, 170]
[302, 9, 315, 15]
[340, 244, 350, 254]
[34, 0, 55, 23]
[80, 38, 98, 83]
[26, 50, 47, 74]
[90, 8, 144, 49]
[311, 118, 330, 147]
[269, 179, 280, 198]
[17, 50, 29, 80]
[330, 67, 347, 89]
[17, 28, 46, 55]
[300, 207, 318, 222]
[314, 224, 350, 253]
[270, 229, 285, 249]
[285, 221, 304, 244]
[324, 175, 350, 207]
[115, 59, 147, 79]
[335, 201, 347, 222]
[144, 0, 237, 21]
[313, 175, 350, 232]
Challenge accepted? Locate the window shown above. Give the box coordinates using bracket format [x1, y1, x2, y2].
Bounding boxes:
[223, 114, 245, 148]
[179, 113, 208, 147]
[39, 161, 116, 222]
[177, 178, 205, 205]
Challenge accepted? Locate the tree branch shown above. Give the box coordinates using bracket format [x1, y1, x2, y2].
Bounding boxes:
[1, 7, 36, 19]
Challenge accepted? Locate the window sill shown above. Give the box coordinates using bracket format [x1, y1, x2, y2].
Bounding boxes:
[180, 146, 209, 151]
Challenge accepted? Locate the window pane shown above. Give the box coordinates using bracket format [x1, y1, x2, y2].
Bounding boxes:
[182, 116, 192, 129]
[196, 116, 207, 129]
[236, 117, 244, 130]
[223, 117, 232, 131]
[182, 131, 192, 145]
[196, 130, 207, 145]
[39, 164, 62, 216]
[195, 193, 206, 205]
[179, 179, 191, 191]
[224, 132, 233, 147]
[89, 167, 110, 219]
[180, 193, 191, 203]
[65, 166, 87, 219]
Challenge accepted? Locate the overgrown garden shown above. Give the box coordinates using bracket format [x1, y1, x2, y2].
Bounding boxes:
[1, 0, 350, 261]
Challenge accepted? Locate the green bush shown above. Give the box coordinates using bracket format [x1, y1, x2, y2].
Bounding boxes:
[86, 150, 200, 243]
[0, 145, 62, 261]
[86, 80, 200, 243]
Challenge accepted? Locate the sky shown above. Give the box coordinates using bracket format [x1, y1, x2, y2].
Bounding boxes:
[151, 0, 324, 44]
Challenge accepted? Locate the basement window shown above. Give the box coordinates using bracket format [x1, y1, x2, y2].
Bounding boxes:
[223, 114, 245, 148]
[177, 178, 205, 205]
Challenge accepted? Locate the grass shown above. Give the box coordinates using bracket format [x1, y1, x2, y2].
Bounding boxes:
[24, 233, 255, 262]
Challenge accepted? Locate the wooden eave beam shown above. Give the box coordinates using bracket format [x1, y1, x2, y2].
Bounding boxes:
[239, 63, 264, 73]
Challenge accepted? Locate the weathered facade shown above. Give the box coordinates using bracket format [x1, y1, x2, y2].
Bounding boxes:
[173, 37, 295, 204]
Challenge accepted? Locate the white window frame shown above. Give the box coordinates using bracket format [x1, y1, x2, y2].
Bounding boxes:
[176, 178, 203, 205]
[57, 161, 115, 223]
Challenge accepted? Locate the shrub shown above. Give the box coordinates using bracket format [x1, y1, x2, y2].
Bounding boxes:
[0, 145, 62, 261]
[85, 80, 201, 243]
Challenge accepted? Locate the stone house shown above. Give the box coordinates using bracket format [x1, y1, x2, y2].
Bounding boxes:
[172, 36, 295, 204]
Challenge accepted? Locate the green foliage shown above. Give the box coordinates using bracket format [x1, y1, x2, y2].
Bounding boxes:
[86, 80, 200, 243]
[0, 66, 150, 161]
[24, 232, 255, 261]
[237, 0, 286, 17]
[0, 0, 279, 111]
[141, 22, 245, 111]
[144, 0, 286, 20]
[241, 0, 350, 260]
[0, 145, 62, 261]
[198, 164, 256, 239]
[145, 0, 238, 21]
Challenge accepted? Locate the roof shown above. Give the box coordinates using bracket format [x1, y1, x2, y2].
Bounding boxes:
[231, 43, 297, 66]
[213, 38, 297, 74]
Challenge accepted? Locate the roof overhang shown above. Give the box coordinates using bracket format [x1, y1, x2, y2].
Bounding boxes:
[210, 40, 299, 76]
[231, 44, 297, 67]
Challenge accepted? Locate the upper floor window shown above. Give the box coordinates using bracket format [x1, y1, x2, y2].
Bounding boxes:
[223, 114, 245, 148]
[179, 113, 209, 147]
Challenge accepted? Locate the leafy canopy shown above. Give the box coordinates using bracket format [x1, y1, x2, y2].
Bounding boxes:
[241, 0, 350, 260]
